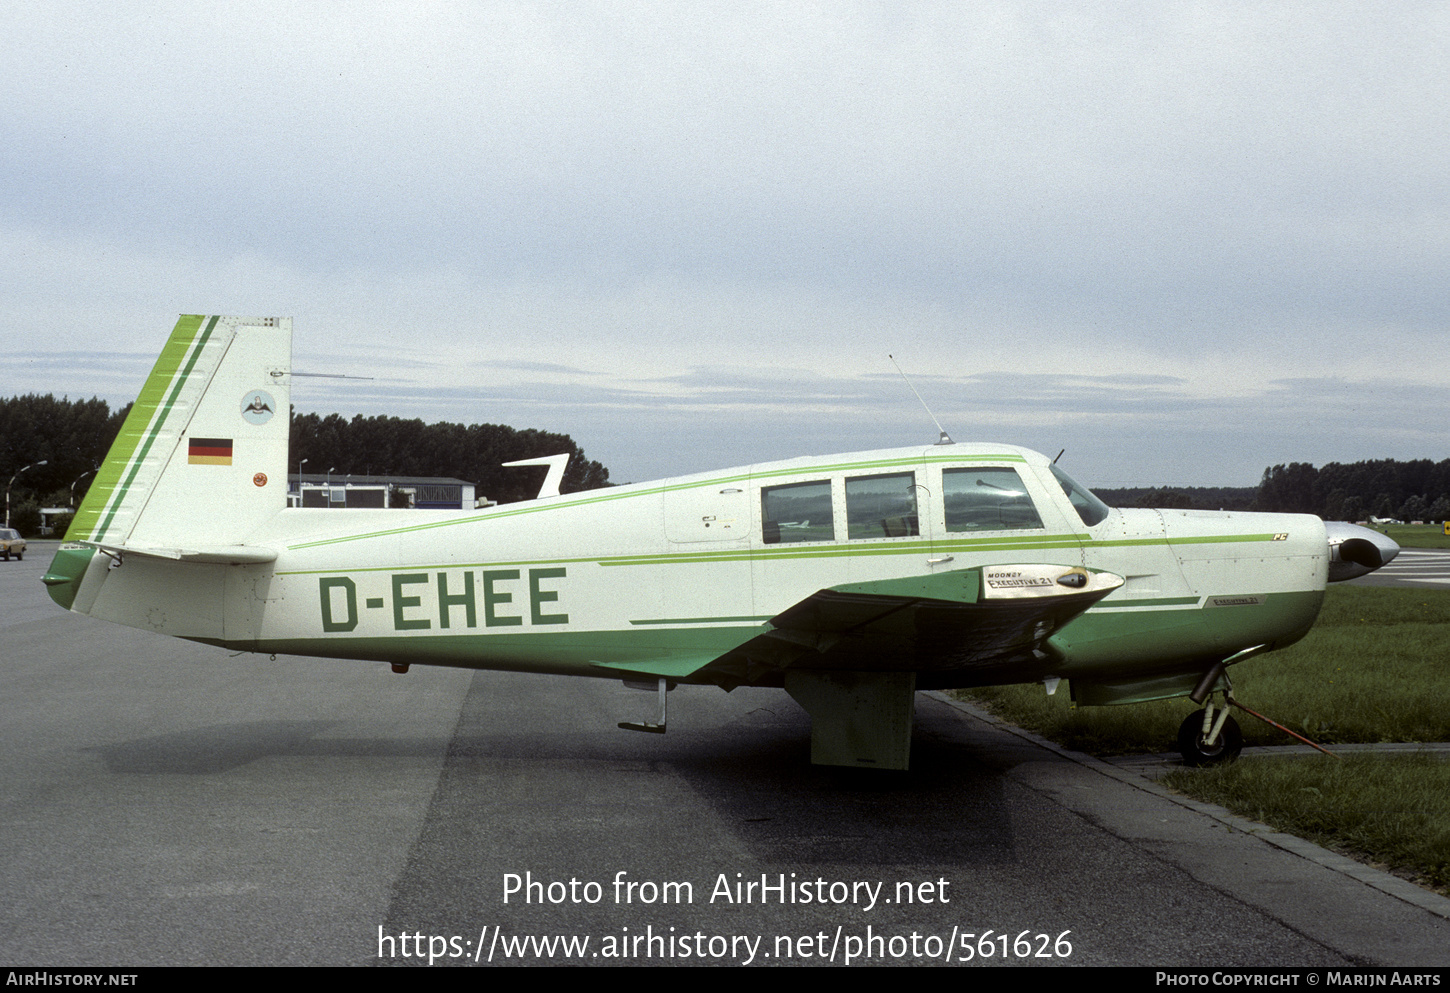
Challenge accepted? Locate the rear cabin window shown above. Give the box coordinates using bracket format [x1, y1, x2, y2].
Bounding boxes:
[761, 480, 835, 544]
[943, 467, 1045, 531]
[845, 472, 919, 539]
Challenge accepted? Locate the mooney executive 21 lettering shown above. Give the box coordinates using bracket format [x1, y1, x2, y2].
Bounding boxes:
[43, 316, 1399, 769]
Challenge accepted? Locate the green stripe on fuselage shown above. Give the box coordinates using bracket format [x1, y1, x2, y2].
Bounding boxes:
[1092, 533, 1285, 549]
[274, 528, 1281, 578]
[1092, 596, 1202, 609]
[274, 531, 1089, 577]
[630, 615, 773, 626]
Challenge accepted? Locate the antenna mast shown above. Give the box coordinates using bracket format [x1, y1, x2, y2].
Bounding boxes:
[888, 354, 953, 445]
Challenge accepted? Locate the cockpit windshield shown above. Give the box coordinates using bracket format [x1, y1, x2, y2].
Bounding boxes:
[1049, 464, 1112, 527]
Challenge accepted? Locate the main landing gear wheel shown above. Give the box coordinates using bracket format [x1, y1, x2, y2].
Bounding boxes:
[1177, 709, 1243, 766]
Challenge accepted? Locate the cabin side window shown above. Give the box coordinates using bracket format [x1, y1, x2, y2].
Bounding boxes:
[845, 472, 919, 539]
[942, 467, 1045, 531]
[761, 480, 835, 544]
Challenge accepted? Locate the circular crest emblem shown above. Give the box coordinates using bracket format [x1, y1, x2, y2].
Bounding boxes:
[241, 390, 276, 425]
[253, 473, 268, 487]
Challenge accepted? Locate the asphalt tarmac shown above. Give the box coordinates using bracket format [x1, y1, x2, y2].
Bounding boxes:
[2, 543, 1446, 966]
[1349, 547, 1450, 587]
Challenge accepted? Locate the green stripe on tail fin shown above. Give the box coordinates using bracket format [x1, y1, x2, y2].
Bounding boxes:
[67, 315, 216, 542]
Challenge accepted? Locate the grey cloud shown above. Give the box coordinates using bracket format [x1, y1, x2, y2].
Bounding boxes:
[4, 4, 1448, 488]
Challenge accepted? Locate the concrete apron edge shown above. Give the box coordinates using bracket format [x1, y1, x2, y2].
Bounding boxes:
[926, 690, 1450, 922]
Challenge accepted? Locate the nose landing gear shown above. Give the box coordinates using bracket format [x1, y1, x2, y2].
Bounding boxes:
[1177, 703, 1243, 766]
[1178, 660, 1244, 766]
[1176, 678, 1341, 766]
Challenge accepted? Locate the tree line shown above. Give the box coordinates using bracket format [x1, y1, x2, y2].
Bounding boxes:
[1092, 485, 1257, 512]
[1, 395, 129, 532]
[1, 395, 611, 534]
[1098, 462, 1450, 522]
[1253, 460, 1450, 522]
[6, 392, 1443, 533]
[288, 411, 610, 504]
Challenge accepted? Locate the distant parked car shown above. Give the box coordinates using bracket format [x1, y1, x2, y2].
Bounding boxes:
[0, 528, 24, 561]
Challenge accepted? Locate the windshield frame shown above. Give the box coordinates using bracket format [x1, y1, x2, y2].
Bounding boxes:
[1049, 464, 1112, 527]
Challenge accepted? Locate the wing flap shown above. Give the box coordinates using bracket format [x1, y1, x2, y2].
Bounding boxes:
[590, 653, 722, 679]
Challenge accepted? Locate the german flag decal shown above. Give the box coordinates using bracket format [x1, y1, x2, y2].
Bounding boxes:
[188, 437, 233, 465]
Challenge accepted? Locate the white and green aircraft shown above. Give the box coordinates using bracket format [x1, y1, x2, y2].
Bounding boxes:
[43, 316, 1399, 769]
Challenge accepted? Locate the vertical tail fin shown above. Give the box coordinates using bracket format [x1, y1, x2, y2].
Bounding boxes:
[67, 315, 292, 549]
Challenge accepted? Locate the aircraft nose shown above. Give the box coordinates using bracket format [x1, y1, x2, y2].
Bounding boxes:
[1325, 521, 1401, 582]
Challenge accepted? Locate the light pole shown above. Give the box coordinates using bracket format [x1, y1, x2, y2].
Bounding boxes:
[6, 460, 49, 529]
[70, 470, 93, 507]
[298, 458, 308, 507]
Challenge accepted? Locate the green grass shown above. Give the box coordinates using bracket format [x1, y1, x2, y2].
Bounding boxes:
[961, 586, 1450, 753]
[958, 586, 1450, 894]
[1162, 755, 1450, 895]
[1374, 523, 1450, 549]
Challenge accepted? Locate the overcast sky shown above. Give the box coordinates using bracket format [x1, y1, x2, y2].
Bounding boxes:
[4, 2, 1447, 488]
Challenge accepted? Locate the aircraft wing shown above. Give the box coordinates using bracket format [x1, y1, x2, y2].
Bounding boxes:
[686, 564, 1123, 689]
[591, 653, 730, 680]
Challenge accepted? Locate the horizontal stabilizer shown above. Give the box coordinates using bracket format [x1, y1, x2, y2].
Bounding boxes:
[74, 539, 278, 565]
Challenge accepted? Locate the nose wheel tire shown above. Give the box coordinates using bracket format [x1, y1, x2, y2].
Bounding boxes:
[1178, 710, 1243, 766]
